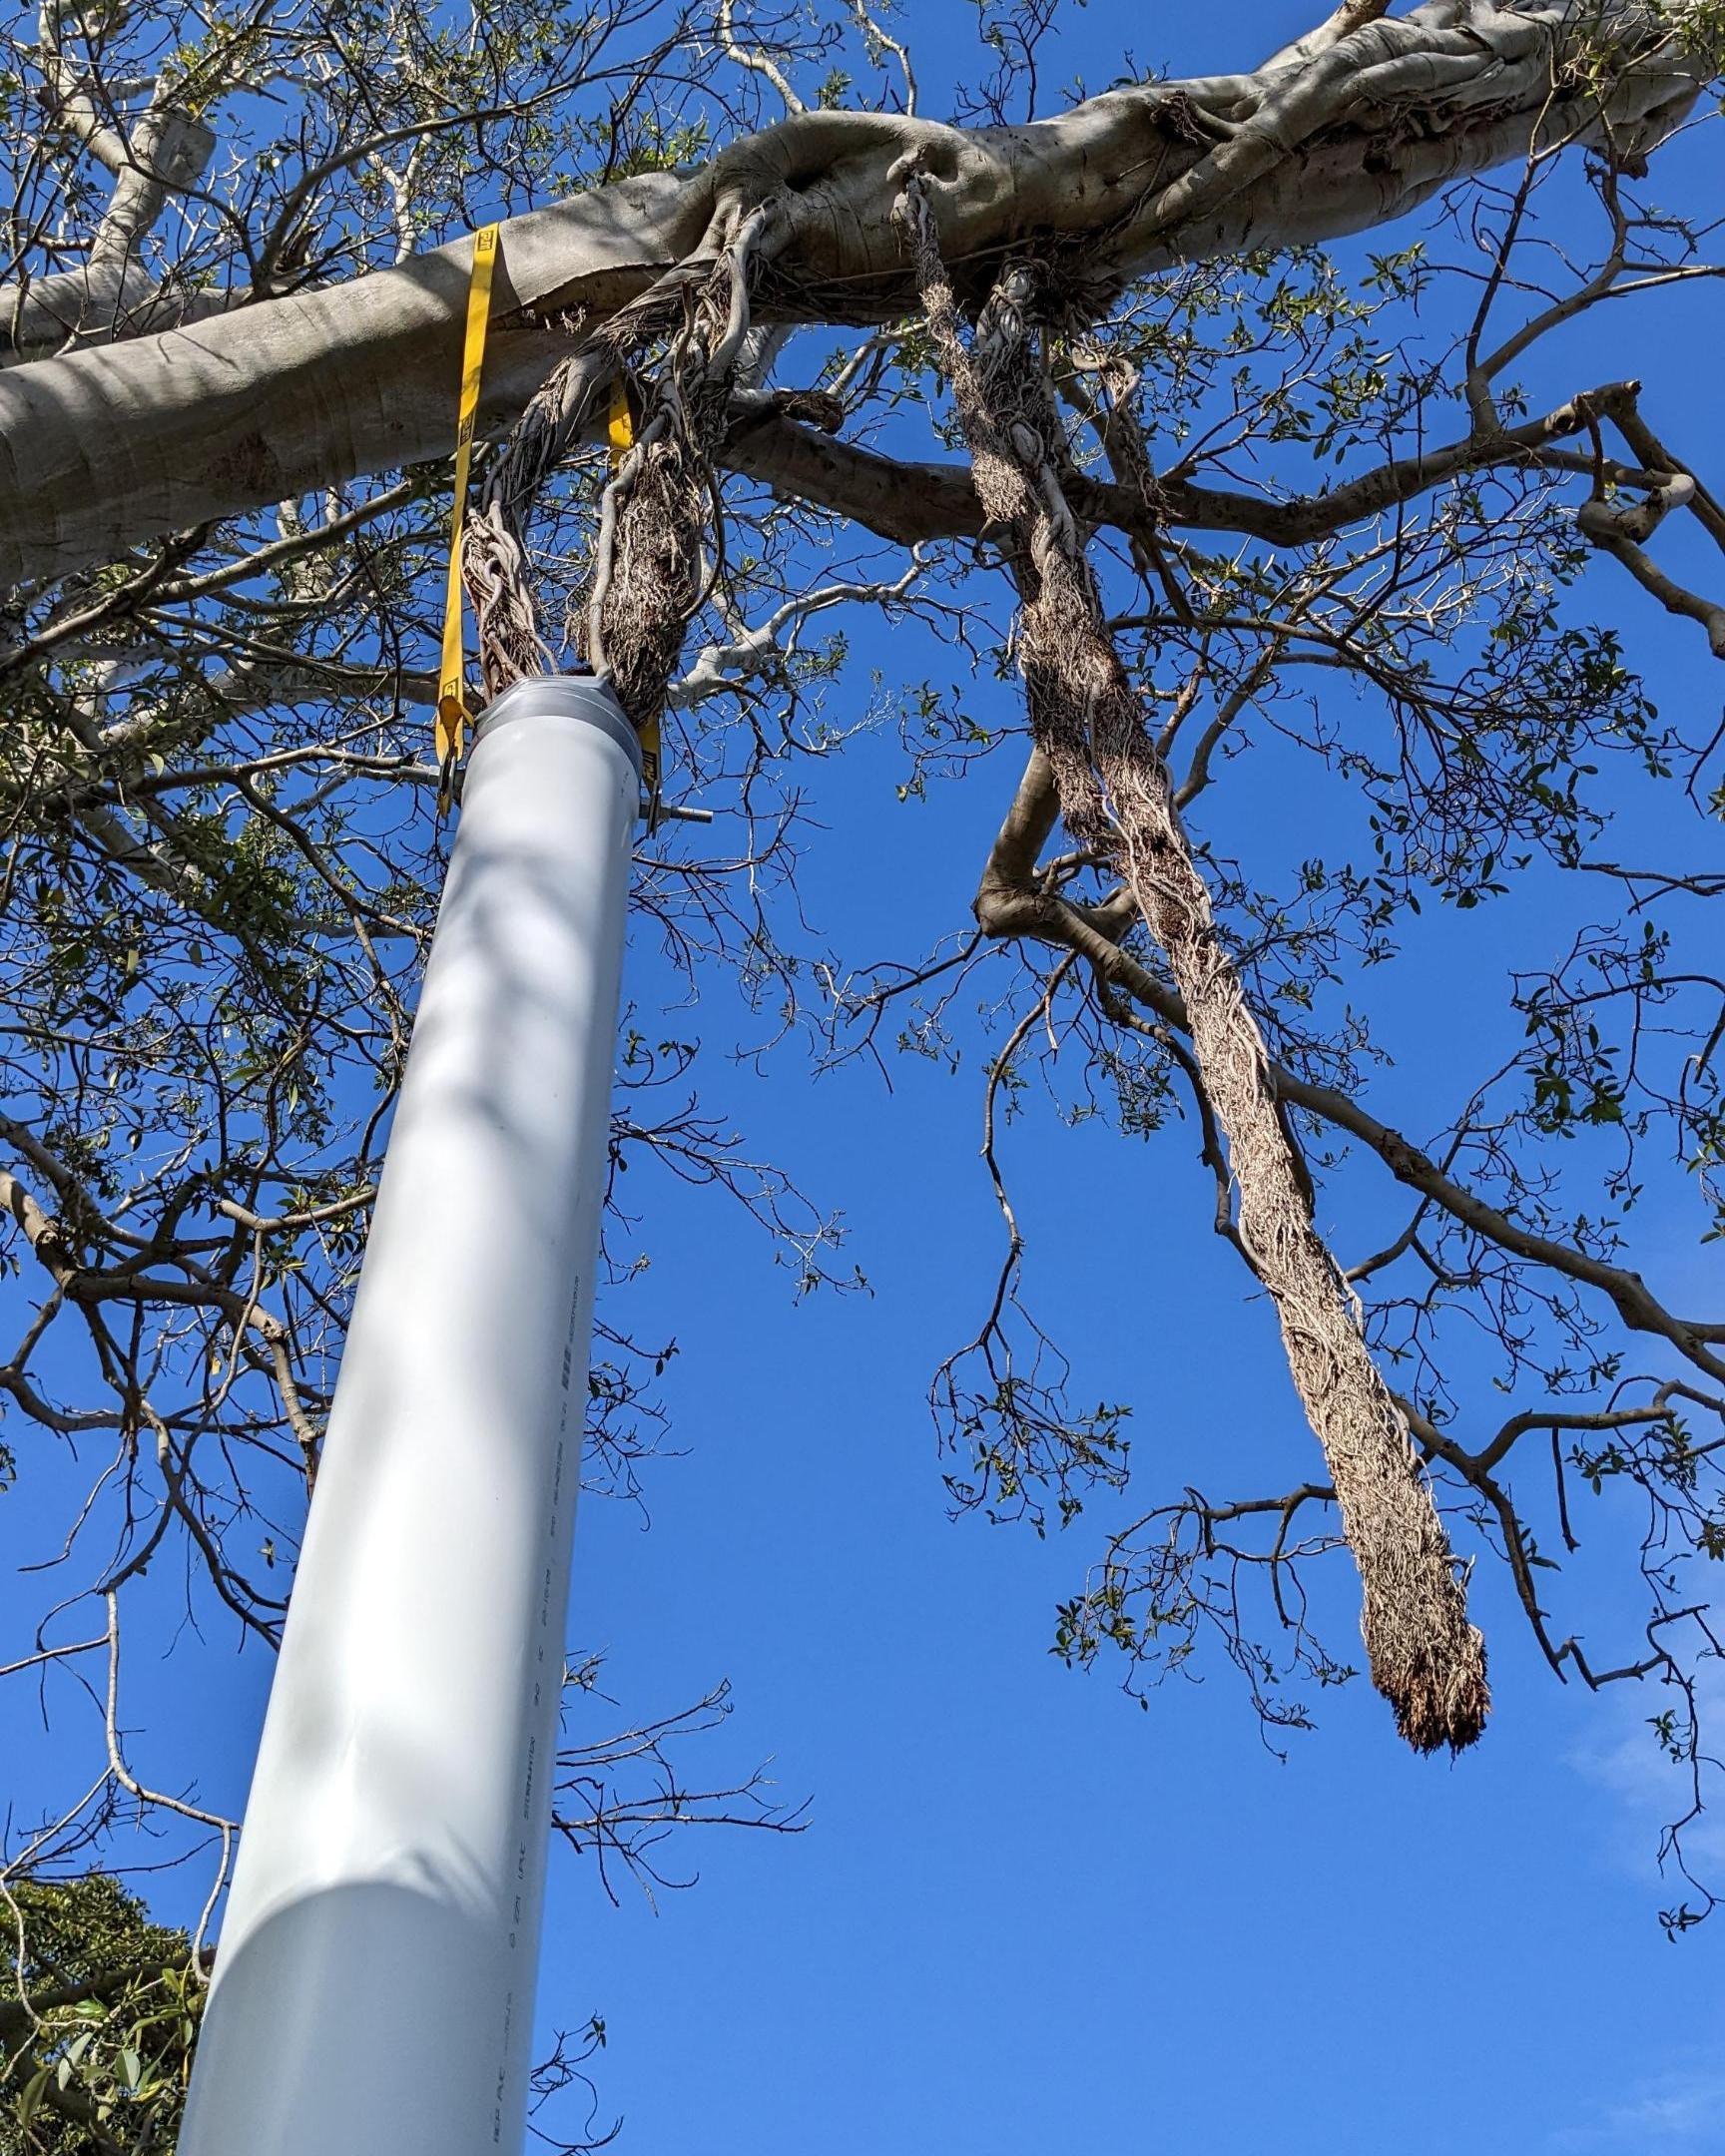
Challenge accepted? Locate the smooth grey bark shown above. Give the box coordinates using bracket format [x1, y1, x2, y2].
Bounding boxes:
[0, 0, 1707, 587]
[0, 106, 216, 361]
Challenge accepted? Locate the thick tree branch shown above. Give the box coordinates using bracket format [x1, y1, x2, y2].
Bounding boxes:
[0, 0, 1708, 585]
[725, 379, 1650, 553]
[0, 104, 216, 359]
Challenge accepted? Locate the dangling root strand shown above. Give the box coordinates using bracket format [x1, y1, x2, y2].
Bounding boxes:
[894, 167, 1488, 1753]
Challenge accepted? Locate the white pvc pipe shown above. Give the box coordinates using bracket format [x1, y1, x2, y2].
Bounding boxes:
[180, 679, 641, 2156]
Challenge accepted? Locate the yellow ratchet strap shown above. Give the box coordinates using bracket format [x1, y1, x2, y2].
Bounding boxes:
[608, 375, 662, 830]
[436, 224, 500, 808]
[607, 375, 634, 470]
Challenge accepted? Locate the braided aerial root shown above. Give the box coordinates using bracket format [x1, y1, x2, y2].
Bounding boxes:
[459, 202, 774, 732]
[587, 204, 772, 735]
[464, 352, 596, 703]
[895, 170, 1488, 1753]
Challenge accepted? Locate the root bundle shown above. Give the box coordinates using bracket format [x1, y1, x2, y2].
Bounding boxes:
[459, 207, 772, 739]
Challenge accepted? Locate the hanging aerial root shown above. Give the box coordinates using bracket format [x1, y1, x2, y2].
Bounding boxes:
[587, 204, 773, 735]
[457, 200, 777, 730]
[464, 350, 603, 702]
[893, 167, 1488, 1753]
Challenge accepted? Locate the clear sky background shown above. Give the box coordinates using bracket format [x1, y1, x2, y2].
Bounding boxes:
[5, 3, 1725, 2152]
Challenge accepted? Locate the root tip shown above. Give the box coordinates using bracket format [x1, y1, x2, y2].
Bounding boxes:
[1387, 1627, 1491, 1755]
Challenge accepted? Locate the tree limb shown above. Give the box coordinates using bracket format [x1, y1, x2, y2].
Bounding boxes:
[0, 0, 1708, 585]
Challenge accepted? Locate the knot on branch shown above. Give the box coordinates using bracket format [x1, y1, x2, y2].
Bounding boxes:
[759, 386, 845, 433]
[1578, 471, 1695, 547]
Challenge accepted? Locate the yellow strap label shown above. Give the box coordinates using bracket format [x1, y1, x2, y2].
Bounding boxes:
[436, 224, 500, 786]
[607, 375, 634, 471]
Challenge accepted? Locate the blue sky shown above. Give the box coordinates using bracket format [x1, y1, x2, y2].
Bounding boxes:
[5, 3, 1725, 2152]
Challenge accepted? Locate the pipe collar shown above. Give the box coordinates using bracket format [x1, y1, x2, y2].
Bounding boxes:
[471, 675, 645, 786]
